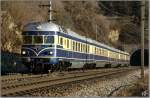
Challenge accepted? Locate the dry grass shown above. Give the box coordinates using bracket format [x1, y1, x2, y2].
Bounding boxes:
[115, 73, 149, 97]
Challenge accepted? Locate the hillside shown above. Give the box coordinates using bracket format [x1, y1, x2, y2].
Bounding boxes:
[1, 0, 148, 54]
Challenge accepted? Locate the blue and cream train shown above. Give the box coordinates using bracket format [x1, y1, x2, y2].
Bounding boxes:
[21, 22, 130, 72]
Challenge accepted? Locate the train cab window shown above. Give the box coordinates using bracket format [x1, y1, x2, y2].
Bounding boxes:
[23, 36, 32, 44]
[34, 36, 43, 44]
[44, 36, 54, 44]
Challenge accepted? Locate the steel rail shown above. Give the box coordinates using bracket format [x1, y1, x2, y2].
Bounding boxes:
[1, 67, 138, 96]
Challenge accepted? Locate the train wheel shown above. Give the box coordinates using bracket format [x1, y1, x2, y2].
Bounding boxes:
[50, 64, 55, 73]
[59, 62, 63, 72]
[93, 63, 96, 69]
[43, 64, 50, 73]
[104, 64, 111, 68]
[30, 63, 35, 73]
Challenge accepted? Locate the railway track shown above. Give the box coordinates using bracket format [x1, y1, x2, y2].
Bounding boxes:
[1, 68, 121, 83]
[1, 67, 138, 96]
[1, 68, 120, 89]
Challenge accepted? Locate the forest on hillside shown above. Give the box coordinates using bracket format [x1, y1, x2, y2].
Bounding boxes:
[1, 0, 149, 53]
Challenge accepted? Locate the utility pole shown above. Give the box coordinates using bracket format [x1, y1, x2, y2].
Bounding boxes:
[49, 0, 52, 22]
[141, 0, 145, 79]
[39, 0, 55, 22]
[95, 23, 98, 42]
[94, 23, 98, 62]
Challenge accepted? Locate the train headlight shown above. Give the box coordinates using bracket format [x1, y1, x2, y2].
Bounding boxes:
[22, 51, 26, 54]
[36, 25, 42, 30]
[49, 51, 53, 55]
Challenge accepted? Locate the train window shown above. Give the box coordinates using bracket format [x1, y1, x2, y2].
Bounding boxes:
[34, 36, 43, 44]
[73, 41, 75, 51]
[60, 37, 63, 45]
[87, 45, 89, 52]
[104, 49, 106, 56]
[44, 36, 54, 43]
[81, 44, 83, 52]
[76, 42, 78, 51]
[80, 43, 81, 52]
[74, 41, 76, 51]
[84, 44, 86, 53]
[86, 44, 87, 53]
[67, 39, 69, 48]
[85, 44, 87, 53]
[83, 44, 85, 52]
[70, 40, 72, 50]
[93, 46, 95, 54]
[82, 44, 84, 52]
[85, 44, 86, 53]
[96, 48, 98, 54]
[23, 36, 32, 44]
[102, 49, 104, 56]
[99, 48, 101, 55]
[78, 43, 80, 52]
[87, 45, 89, 53]
[64, 39, 66, 46]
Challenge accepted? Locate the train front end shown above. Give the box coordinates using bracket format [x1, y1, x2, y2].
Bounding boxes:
[21, 22, 59, 72]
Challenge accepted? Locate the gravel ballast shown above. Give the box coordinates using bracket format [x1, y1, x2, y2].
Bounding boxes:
[25, 68, 148, 97]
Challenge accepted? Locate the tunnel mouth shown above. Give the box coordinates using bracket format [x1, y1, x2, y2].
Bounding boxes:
[130, 49, 148, 66]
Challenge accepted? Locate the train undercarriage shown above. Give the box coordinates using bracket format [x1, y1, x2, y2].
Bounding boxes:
[22, 59, 127, 73]
[23, 61, 72, 73]
[22, 60, 129, 73]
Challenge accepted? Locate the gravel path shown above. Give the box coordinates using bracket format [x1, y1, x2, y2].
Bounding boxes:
[23, 68, 147, 97]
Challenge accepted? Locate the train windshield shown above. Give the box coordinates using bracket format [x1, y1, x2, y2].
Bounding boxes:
[34, 36, 43, 44]
[23, 36, 32, 44]
[23, 35, 54, 44]
[44, 36, 54, 43]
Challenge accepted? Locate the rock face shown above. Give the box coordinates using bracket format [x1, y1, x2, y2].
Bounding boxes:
[1, 12, 22, 53]
[1, 0, 47, 53]
[108, 29, 119, 43]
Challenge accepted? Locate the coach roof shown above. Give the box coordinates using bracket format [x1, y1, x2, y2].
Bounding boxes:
[23, 22, 64, 32]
